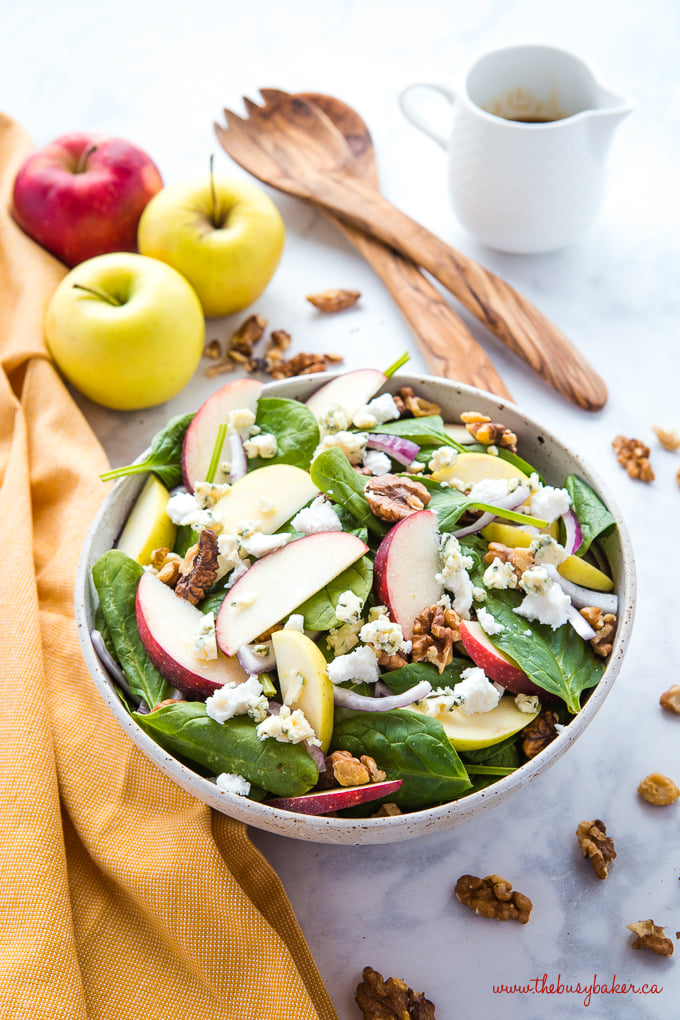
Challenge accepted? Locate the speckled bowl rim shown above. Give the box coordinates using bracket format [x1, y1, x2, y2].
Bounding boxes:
[75, 372, 636, 845]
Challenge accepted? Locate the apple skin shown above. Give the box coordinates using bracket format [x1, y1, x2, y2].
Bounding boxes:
[305, 368, 386, 422]
[137, 175, 285, 318]
[267, 779, 402, 816]
[12, 133, 163, 267]
[116, 474, 176, 565]
[373, 509, 443, 640]
[181, 377, 263, 490]
[44, 252, 205, 410]
[459, 619, 544, 695]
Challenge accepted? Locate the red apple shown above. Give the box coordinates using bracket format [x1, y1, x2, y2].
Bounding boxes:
[181, 377, 263, 491]
[373, 509, 444, 639]
[459, 619, 543, 695]
[12, 133, 163, 267]
[267, 779, 402, 815]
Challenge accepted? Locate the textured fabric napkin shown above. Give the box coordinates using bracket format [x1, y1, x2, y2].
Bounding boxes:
[0, 113, 336, 1020]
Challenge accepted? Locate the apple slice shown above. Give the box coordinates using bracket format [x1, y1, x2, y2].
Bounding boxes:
[481, 520, 560, 544]
[216, 531, 368, 655]
[210, 463, 318, 536]
[443, 423, 476, 445]
[459, 619, 542, 695]
[267, 779, 402, 815]
[373, 510, 443, 640]
[305, 368, 386, 423]
[557, 556, 614, 592]
[181, 377, 263, 490]
[272, 629, 334, 752]
[407, 698, 538, 751]
[116, 474, 176, 565]
[452, 452, 528, 486]
[136, 571, 247, 698]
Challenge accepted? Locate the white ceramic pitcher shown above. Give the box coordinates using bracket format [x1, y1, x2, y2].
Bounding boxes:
[399, 45, 633, 254]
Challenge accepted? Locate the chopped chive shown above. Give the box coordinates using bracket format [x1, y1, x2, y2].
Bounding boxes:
[205, 424, 227, 484]
[384, 351, 410, 378]
[464, 765, 517, 776]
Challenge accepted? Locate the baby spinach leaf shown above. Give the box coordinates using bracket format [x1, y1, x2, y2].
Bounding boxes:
[133, 702, 318, 797]
[366, 414, 463, 450]
[331, 708, 471, 810]
[173, 524, 200, 557]
[100, 413, 194, 488]
[565, 475, 615, 557]
[295, 556, 373, 629]
[417, 477, 470, 531]
[92, 550, 172, 709]
[248, 397, 320, 470]
[311, 447, 388, 537]
[380, 658, 468, 695]
[481, 589, 606, 714]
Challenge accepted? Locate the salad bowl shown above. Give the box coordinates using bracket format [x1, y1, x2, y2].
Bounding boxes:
[75, 372, 635, 845]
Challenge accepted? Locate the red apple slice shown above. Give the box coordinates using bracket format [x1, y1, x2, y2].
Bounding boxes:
[373, 510, 443, 639]
[136, 571, 248, 699]
[266, 779, 402, 815]
[459, 619, 542, 695]
[305, 368, 386, 422]
[181, 377, 263, 490]
[216, 531, 368, 655]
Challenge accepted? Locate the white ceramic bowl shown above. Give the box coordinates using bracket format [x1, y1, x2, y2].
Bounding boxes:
[76, 373, 635, 844]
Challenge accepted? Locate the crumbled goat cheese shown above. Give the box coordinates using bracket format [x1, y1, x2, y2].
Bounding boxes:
[243, 433, 278, 459]
[467, 477, 514, 505]
[526, 472, 542, 493]
[477, 607, 505, 636]
[428, 446, 459, 482]
[238, 529, 291, 559]
[529, 484, 571, 524]
[452, 667, 502, 716]
[472, 585, 487, 602]
[283, 614, 305, 632]
[515, 693, 541, 715]
[368, 605, 388, 621]
[291, 495, 343, 535]
[419, 686, 458, 716]
[193, 482, 231, 508]
[514, 582, 571, 630]
[215, 772, 251, 796]
[352, 408, 379, 429]
[483, 557, 518, 590]
[436, 534, 474, 617]
[318, 403, 351, 435]
[206, 675, 268, 724]
[336, 589, 364, 625]
[256, 705, 320, 745]
[359, 615, 411, 656]
[520, 565, 552, 596]
[326, 620, 363, 655]
[166, 491, 218, 531]
[227, 408, 257, 436]
[530, 533, 568, 566]
[193, 612, 218, 661]
[314, 430, 368, 465]
[362, 449, 392, 476]
[406, 460, 426, 474]
[326, 645, 380, 686]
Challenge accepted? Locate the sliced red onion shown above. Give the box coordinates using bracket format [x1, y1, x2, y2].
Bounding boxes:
[366, 433, 419, 466]
[453, 484, 531, 538]
[228, 433, 247, 482]
[543, 564, 618, 613]
[561, 509, 583, 555]
[333, 679, 432, 711]
[566, 603, 597, 641]
[304, 740, 327, 771]
[237, 641, 276, 673]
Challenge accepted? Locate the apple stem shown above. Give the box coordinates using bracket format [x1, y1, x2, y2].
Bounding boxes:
[75, 143, 98, 174]
[72, 283, 122, 306]
[209, 153, 221, 228]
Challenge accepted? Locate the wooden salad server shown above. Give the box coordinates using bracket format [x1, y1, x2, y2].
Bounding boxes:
[215, 89, 607, 411]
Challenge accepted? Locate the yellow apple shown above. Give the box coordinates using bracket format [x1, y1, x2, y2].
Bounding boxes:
[479, 522, 613, 590]
[408, 696, 538, 752]
[451, 452, 529, 486]
[45, 252, 205, 410]
[481, 520, 560, 544]
[116, 474, 176, 565]
[272, 629, 334, 752]
[137, 175, 285, 318]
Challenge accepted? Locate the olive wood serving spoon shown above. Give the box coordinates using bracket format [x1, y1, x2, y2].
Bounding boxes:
[295, 92, 511, 399]
[215, 90, 607, 411]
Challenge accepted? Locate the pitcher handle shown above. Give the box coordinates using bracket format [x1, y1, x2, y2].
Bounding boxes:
[398, 83, 456, 149]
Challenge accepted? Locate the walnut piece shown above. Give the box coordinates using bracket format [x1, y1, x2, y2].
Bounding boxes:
[203, 338, 223, 360]
[228, 313, 268, 355]
[628, 920, 674, 957]
[175, 530, 219, 605]
[365, 474, 431, 522]
[660, 685, 680, 714]
[355, 966, 436, 1020]
[270, 351, 342, 379]
[612, 435, 655, 481]
[149, 547, 181, 587]
[411, 603, 461, 674]
[371, 802, 402, 818]
[376, 649, 410, 671]
[576, 819, 616, 879]
[461, 411, 518, 453]
[580, 606, 617, 657]
[325, 750, 386, 787]
[484, 542, 534, 581]
[521, 709, 559, 758]
[455, 874, 532, 924]
[395, 386, 441, 418]
[306, 288, 361, 312]
[637, 772, 680, 806]
[652, 425, 680, 451]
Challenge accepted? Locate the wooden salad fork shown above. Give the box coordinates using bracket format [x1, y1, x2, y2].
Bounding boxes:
[215, 89, 608, 411]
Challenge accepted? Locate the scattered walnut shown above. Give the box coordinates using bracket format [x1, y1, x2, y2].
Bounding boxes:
[627, 920, 674, 957]
[461, 411, 518, 453]
[355, 966, 436, 1020]
[677, 467, 680, 487]
[203, 338, 223, 360]
[270, 351, 335, 379]
[365, 474, 431, 522]
[580, 606, 617, 657]
[157, 560, 180, 586]
[205, 356, 237, 377]
[228, 313, 267, 355]
[306, 288, 361, 312]
[484, 542, 534, 582]
[361, 755, 387, 783]
[576, 819, 616, 879]
[376, 649, 410, 671]
[411, 603, 461, 674]
[175, 530, 219, 605]
[455, 874, 532, 924]
[521, 709, 559, 758]
[327, 750, 370, 787]
[660, 685, 680, 714]
[150, 546, 171, 569]
[149, 547, 181, 587]
[612, 435, 655, 481]
[396, 386, 441, 418]
[637, 772, 680, 806]
[371, 802, 402, 818]
[652, 425, 680, 451]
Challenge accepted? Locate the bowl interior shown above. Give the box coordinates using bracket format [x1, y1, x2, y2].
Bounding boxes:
[76, 373, 635, 844]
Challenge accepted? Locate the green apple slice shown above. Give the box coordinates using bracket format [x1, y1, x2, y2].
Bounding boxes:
[272, 629, 334, 752]
[210, 463, 318, 535]
[407, 697, 538, 751]
[481, 520, 560, 545]
[116, 474, 176, 565]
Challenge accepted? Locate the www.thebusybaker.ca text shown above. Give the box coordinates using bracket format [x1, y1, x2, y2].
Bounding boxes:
[492, 973, 663, 1008]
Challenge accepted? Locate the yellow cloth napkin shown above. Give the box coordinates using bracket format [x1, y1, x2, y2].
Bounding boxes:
[0, 113, 336, 1020]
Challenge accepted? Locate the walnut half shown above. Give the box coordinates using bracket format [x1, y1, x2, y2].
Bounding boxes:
[521, 708, 559, 758]
[455, 874, 533, 924]
[612, 435, 655, 481]
[174, 529, 219, 605]
[355, 966, 436, 1019]
[637, 772, 680, 806]
[364, 474, 431, 522]
[628, 920, 674, 957]
[576, 819, 616, 879]
[411, 602, 461, 674]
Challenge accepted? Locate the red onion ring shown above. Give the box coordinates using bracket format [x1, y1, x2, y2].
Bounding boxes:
[236, 641, 276, 673]
[561, 509, 583, 555]
[566, 604, 597, 640]
[228, 433, 247, 482]
[304, 740, 327, 772]
[366, 433, 419, 466]
[543, 565, 618, 614]
[453, 484, 531, 538]
[333, 679, 432, 711]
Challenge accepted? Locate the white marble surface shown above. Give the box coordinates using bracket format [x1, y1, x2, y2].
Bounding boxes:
[3, 1, 679, 1016]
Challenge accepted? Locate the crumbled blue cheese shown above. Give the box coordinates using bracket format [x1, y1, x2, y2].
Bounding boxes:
[468, 477, 515, 504]
[243, 433, 278, 459]
[472, 585, 487, 602]
[452, 667, 502, 716]
[218, 522, 290, 573]
[428, 446, 459, 481]
[290, 495, 343, 535]
[418, 686, 458, 716]
[351, 393, 400, 429]
[193, 481, 231, 508]
[193, 611, 218, 660]
[514, 568, 571, 629]
[436, 534, 474, 617]
[520, 565, 552, 596]
[515, 693, 541, 714]
[363, 449, 392, 476]
[283, 613, 305, 632]
[477, 607, 504, 636]
[483, 557, 518, 590]
[359, 614, 411, 655]
[206, 675, 268, 724]
[314, 430, 368, 465]
[368, 605, 388, 621]
[215, 772, 251, 796]
[256, 705, 320, 745]
[224, 558, 251, 589]
[166, 491, 220, 532]
[336, 589, 364, 624]
[326, 620, 363, 655]
[226, 407, 257, 436]
[529, 484, 571, 523]
[257, 496, 277, 516]
[530, 533, 568, 566]
[326, 645, 380, 685]
[237, 529, 291, 559]
[318, 403, 351, 435]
